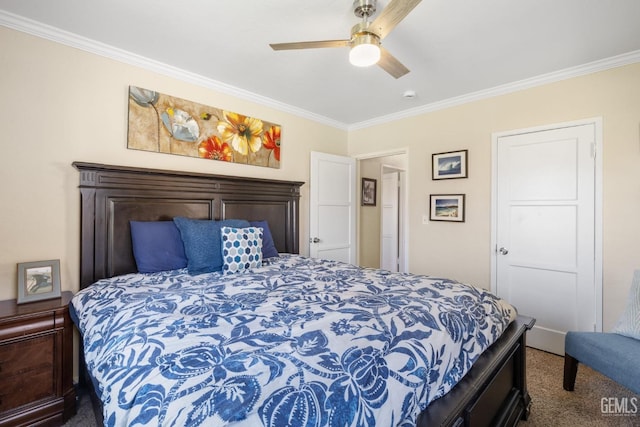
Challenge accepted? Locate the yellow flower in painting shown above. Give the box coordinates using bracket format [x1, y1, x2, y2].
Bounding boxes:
[217, 111, 263, 155]
[198, 136, 232, 162]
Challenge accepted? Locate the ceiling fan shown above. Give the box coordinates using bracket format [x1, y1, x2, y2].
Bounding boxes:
[269, 0, 422, 79]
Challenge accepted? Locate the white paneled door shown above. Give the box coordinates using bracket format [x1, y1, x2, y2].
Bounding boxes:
[381, 171, 399, 272]
[309, 152, 356, 264]
[493, 122, 600, 355]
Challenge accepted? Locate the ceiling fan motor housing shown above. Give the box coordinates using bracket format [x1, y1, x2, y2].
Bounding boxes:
[351, 22, 381, 41]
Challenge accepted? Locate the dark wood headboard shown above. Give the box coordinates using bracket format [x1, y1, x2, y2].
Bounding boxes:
[74, 162, 304, 289]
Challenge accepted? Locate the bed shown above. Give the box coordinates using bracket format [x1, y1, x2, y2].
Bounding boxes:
[71, 161, 534, 427]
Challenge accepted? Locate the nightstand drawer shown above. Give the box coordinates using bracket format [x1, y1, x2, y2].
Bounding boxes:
[0, 334, 55, 411]
[0, 313, 55, 341]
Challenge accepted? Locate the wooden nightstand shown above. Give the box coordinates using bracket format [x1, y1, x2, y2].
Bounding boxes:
[0, 291, 76, 426]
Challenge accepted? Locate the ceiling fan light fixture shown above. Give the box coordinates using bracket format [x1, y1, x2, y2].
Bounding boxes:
[349, 33, 381, 67]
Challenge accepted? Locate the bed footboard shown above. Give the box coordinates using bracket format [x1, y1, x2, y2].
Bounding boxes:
[417, 315, 535, 427]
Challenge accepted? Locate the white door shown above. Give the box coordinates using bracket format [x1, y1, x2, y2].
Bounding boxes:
[309, 152, 356, 264]
[381, 171, 399, 272]
[493, 122, 600, 355]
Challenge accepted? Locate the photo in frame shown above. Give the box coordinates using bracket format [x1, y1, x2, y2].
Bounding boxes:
[17, 259, 61, 304]
[430, 194, 465, 222]
[432, 149, 468, 180]
[361, 178, 377, 206]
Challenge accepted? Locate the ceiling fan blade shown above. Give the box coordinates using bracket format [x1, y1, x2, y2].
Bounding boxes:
[378, 47, 409, 79]
[370, 0, 422, 39]
[270, 40, 350, 50]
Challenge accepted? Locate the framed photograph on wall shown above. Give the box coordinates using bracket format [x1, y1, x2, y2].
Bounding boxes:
[430, 194, 465, 222]
[17, 259, 61, 304]
[361, 178, 377, 206]
[432, 149, 468, 180]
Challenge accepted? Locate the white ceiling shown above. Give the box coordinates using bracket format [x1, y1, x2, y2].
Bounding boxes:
[2, 0, 640, 128]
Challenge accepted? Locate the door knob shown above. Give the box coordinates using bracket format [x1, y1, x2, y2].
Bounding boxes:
[310, 237, 320, 243]
[499, 247, 509, 255]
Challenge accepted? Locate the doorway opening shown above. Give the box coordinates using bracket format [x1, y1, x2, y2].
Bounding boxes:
[357, 150, 408, 272]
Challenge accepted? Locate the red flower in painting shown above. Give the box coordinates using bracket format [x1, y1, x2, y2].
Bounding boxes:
[263, 126, 281, 162]
[198, 136, 232, 162]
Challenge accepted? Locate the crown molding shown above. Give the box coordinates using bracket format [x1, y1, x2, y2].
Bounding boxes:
[349, 49, 640, 131]
[0, 11, 349, 131]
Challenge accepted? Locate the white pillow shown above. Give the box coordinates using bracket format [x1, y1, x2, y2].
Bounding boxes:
[220, 226, 263, 274]
[612, 270, 640, 340]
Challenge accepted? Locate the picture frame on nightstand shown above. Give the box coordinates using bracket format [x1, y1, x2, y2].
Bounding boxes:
[17, 259, 61, 304]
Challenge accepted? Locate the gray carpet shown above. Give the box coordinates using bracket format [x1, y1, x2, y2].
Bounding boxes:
[63, 347, 640, 426]
[521, 347, 640, 427]
[63, 390, 96, 427]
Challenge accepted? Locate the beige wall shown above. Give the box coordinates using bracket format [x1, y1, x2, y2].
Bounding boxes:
[349, 63, 640, 330]
[0, 27, 348, 301]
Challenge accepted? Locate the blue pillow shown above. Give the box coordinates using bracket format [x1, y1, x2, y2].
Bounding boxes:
[221, 227, 263, 274]
[250, 220, 279, 259]
[173, 217, 250, 274]
[130, 221, 187, 273]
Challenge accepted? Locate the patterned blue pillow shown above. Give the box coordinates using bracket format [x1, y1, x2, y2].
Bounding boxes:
[173, 217, 250, 274]
[221, 226, 263, 274]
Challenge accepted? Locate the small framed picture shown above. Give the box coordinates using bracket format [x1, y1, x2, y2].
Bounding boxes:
[430, 194, 465, 222]
[361, 178, 377, 206]
[17, 259, 61, 304]
[432, 149, 468, 180]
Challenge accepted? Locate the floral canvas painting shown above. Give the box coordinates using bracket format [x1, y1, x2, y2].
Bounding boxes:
[127, 86, 281, 168]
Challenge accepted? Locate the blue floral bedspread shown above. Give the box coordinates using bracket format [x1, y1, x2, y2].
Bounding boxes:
[71, 254, 516, 427]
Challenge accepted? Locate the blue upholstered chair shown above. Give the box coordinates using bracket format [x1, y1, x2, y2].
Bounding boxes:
[563, 271, 640, 394]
